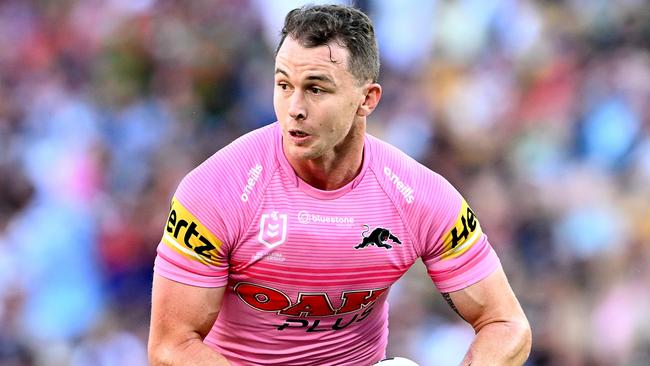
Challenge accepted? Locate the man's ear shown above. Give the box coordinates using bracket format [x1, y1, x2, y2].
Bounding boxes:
[357, 83, 382, 117]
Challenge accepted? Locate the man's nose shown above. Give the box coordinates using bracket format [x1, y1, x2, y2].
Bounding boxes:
[288, 91, 307, 120]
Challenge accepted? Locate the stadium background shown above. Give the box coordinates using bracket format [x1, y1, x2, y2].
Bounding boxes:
[0, 0, 649, 365]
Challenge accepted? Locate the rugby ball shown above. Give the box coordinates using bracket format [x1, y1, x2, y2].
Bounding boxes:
[373, 356, 420, 366]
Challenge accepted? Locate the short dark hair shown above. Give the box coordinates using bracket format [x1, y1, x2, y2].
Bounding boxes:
[276, 4, 380, 83]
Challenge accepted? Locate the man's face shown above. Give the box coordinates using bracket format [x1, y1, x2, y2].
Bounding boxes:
[274, 37, 367, 162]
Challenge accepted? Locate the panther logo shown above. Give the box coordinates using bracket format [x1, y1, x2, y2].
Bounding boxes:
[354, 225, 402, 250]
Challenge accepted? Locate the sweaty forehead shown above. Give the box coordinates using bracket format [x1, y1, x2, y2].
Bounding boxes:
[275, 37, 351, 78]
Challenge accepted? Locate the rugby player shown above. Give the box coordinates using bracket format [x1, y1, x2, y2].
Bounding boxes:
[148, 4, 531, 365]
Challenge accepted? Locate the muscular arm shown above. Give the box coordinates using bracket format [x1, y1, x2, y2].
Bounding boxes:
[148, 273, 231, 366]
[442, 266, 532, 366]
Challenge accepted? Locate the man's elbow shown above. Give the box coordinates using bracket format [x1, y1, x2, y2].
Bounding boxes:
[513, 317, 533, 361]
[148, 340, 174, 366]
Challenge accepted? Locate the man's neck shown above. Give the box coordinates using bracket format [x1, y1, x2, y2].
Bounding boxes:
[287, 124, 365, 191]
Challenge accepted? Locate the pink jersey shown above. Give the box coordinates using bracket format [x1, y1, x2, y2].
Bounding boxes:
[154, 122, 499, 366]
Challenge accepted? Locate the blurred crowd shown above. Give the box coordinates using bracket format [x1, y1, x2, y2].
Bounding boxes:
[0, 0, 649, 365]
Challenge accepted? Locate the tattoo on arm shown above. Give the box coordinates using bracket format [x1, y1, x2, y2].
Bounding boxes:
[441, 292, 466, 321]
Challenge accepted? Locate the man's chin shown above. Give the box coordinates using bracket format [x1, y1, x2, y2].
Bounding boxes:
[286, 146, 319, 161]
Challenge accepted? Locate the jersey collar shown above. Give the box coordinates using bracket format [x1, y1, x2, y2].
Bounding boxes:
[274, 122, 371, 200]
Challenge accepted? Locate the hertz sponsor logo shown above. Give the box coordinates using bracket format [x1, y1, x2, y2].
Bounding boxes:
[162, 197, 222, 265]
[241, 164, 263, 202]
[383, 166, 415, 204]
[440, 199, 482, 260]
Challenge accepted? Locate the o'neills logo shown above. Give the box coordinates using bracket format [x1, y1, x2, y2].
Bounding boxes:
[241, 163, 263, 202]
[384, 166, 415, 204]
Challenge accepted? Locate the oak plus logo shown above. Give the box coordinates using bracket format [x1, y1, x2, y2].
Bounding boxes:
[234, 282, 388, 332]
[258, 211, 287, 248]
[383, 166, 415, 204]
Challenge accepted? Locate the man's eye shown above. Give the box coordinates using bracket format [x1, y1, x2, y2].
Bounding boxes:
[310, 87, 323, 94]
[277, 83, 289, 90]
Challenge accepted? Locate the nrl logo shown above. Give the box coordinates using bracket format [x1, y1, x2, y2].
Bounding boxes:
[258, 211, 288, 248]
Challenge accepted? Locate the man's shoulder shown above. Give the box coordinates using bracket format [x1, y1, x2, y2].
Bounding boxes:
[193, 123, 278, 176]
[216, 122, 277, 160]
[366, 133, 436, 180]
[178, 123, 279, 203]
[364, 134, 466, 252]
[366, 133, 451, 206]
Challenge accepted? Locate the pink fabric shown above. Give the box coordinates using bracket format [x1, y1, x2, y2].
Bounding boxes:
[154, 122, 499, 365]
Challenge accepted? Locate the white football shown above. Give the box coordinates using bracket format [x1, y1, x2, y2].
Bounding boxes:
[373, 356, 420, 366]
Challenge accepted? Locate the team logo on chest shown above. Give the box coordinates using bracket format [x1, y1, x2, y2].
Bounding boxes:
[354, 225, 402, 250]
[258, 211, 288, 248]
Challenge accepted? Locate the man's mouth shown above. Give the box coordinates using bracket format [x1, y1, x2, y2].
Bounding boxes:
[289, 129, 310, 138]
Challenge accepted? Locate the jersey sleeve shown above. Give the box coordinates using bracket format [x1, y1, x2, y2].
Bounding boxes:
[154, 172, 231, 288]
[154, 189, 228, 287]
[366, 135, 500, 294]
[152, 123, 277, 288]
[419, 178, 500, 293]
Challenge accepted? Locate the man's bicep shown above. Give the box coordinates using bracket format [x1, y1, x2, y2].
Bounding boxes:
[443, 266, 526, 331]
[150, 273, 225, 343]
